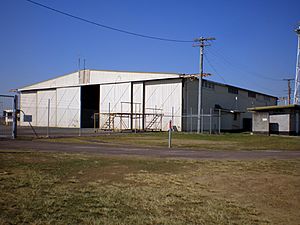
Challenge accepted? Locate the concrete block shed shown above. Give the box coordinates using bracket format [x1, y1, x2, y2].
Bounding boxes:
[18, 69, 277, 132]
[248, 105, 300, 135]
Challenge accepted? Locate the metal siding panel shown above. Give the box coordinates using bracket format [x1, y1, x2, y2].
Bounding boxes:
[19, 72, 79, 91]
[36, 90, 56, 127]
[57, 87, 80, 128]
[270, 114, 290, 132]
[99, 83, 131, 129]
[90, 70, 180, 85]
[20, 70, 180, 92]
[132, 83, 143, 129]
[145, 79, 182, 131]
[20, 92, 37, 126]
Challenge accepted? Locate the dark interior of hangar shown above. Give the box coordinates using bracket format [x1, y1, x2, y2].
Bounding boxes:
[81, 85, 99, 128]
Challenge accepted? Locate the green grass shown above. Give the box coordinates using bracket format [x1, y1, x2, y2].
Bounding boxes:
[42, 132, 300, 151]
[1, 151, 299, 224]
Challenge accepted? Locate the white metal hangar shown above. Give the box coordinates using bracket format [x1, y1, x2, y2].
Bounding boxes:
[18, 69, 277, 132]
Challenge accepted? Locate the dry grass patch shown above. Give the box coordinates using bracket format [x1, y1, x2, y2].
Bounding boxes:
[40, 132, 300, 151]
[1, 152, 299, 224]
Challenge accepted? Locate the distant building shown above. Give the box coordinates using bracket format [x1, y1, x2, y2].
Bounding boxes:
[248, 105, 300, 135]
[3, 109, 13, 125]
[18, 69, 277, 132]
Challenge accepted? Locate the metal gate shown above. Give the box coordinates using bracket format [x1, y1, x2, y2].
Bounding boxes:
[0, 95, 17, 138]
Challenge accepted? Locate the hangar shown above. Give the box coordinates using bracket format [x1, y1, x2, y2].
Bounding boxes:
[18, 69, 277, 132]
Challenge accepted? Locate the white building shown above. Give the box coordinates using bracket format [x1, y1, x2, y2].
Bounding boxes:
[18, 69, 277, 132]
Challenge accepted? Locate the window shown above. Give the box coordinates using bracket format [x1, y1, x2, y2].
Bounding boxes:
[202, 80, 215, 90]
[228, 87, 238, 94]
[233, 113, 238, 121]
[248, 91, 256, 98]
[208, 83, 215, 89]
[264, 96, 271, 101]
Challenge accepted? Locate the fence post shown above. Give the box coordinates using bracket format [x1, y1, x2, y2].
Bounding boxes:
[168, 120, 172, 149]
[218, 109, 221, 134]
[47, 99, 50, 137]
[172, 106, 174, 127]
[120, 102, 123, 131]
[190, 107, 193, 133]
[209, 108, 212, 134]
[94, 113, 96, 132]
[108, 102, 111, 130]
[79, 112, 81, 136]
[12, 95, 17, 139]
[134, 103, 137, 133]
[201, 108, 204, 133]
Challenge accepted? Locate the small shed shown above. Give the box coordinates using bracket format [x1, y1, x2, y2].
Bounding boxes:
[248, 105, 300, 135]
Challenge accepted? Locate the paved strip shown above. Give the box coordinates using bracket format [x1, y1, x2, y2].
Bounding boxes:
[0, 139, 300, 160]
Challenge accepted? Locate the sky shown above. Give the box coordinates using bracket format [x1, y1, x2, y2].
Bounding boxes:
[0, 0, 299, 101]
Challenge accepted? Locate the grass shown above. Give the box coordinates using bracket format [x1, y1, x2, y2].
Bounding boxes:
[41, 132, 300, 151]
[1, 151, 300, 224]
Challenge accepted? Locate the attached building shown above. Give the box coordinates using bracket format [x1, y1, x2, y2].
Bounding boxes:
[248, 105, 300, 135]
[18, 69, 277, 132]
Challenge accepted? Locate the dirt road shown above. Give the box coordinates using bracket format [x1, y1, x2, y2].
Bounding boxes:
[1, 139, 300, 160]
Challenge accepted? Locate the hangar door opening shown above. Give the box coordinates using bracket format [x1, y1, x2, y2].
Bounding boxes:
[81, 85, 99, 128]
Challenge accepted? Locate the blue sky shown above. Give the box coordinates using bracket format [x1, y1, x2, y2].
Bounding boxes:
[1, 0, 299, 100]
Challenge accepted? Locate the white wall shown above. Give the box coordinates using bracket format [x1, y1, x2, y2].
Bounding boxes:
[270, 114, 290, 132]
[98, 79, 182, 131]
[20, 87, 80, 128]
[132, 82, 143, 130]
[99, 82, 131, 129]
[145, 79, 182, 131]
[90, 70, 179, 85]
[19, 72, 79, 91]
[56, 87, 80, 128]
[36, 90, 56, 127]
[20, 92, 37, 126]
[19, 70, 180, 92]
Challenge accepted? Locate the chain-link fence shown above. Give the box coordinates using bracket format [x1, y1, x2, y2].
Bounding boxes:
[0, 95, 17, 138]
[17, 97, 223, 137]
[18, 105, 84, 138]
[16, 112, 222, 138]
[159, 110, 222, 134]
[93, 109, 222, 134]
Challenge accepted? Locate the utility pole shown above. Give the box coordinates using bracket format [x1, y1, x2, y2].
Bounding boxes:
[78, 58, 82, 136]
[283, 78, 294, 105]
[293, 24, 300, 104]
[193, 37, 215, 133]
[278, 97, 287, 105]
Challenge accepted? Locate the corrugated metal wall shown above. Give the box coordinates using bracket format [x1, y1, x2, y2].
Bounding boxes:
[182, 79, 277, 131]
[56, 87, 80, 128]
[20, 87, 80, 128]
[99, 83, 131, 129]
[145, 79, 182, 131]
[98, 79, 182, 131]
[132, 82, 143, 130]
[90, 70, 179, 85]
[20, 92, 37, 126]
[36, 90, 56, 127]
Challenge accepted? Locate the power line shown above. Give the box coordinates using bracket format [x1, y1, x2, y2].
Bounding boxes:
[24, 0, 194, 43]
[205, 48, 282, 95]
[203, 53, 227, 83]
[207, 46, 283, 82]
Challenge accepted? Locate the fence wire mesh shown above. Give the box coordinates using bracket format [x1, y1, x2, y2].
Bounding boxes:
[0, 95, 15, 138]
[18, 100, 223, 137]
